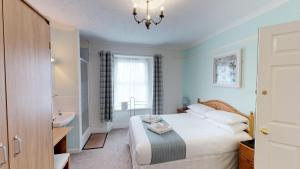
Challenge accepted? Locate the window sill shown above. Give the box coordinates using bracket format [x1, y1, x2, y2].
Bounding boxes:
[114, 108, 152, 112]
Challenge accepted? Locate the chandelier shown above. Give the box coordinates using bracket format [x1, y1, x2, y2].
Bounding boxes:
[133, 0, 165, 30]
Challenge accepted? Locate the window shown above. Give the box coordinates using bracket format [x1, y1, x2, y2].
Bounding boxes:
[114, 55, 153, 110]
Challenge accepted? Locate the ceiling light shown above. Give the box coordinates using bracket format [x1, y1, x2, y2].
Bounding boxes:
[132, 0, 165, 10]
[133, 0, 165, 30]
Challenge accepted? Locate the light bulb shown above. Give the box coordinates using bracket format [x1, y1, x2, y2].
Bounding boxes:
[147, 15, 151, 20]
[134, 3, 137, 8]
[160, 6, 164, 11]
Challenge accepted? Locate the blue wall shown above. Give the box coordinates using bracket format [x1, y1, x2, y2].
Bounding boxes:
[181, 0, 300, 115]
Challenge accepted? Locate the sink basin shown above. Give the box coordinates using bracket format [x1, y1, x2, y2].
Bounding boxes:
[53, 112, 76, 128]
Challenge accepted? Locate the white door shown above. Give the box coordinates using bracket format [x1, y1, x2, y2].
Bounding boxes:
[256, 21, 300, 169]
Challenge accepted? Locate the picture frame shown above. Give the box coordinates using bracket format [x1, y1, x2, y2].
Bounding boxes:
[213, 49, 242, 88]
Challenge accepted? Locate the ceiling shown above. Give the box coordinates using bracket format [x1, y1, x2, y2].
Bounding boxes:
[27, 0, 287, 49]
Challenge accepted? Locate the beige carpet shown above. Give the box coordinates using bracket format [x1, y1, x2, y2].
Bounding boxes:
[71, 129, 132, 169]
[83, 133, 107, 150]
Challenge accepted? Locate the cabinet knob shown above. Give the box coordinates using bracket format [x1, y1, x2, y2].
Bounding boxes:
[0, 143, 8, 166]
[13, 135, 22, 156]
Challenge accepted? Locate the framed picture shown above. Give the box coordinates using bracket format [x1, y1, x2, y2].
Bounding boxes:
[213, 49, 242, 88]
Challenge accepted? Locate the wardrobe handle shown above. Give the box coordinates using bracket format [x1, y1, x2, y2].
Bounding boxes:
[0, 143, 7, 166]
[13, 136, 22, 156]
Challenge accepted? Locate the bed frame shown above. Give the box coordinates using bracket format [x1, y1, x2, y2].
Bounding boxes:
[197, 99, 254, 137]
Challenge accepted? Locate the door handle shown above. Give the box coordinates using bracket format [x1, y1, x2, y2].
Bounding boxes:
[0, 143, 8, 166]
[13, 135, 22, 156]
[260, 128, 270, 135]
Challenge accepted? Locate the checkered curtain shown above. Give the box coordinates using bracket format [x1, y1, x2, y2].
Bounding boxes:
[99, 51, 114, 121]
[153, 54, 163, 115]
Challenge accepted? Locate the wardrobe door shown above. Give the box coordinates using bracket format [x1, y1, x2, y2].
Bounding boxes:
[3, 0, 53, 169]
[0, 0, 9, 168]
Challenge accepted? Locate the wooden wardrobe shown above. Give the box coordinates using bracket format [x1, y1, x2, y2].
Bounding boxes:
[0, 0, 53, 169]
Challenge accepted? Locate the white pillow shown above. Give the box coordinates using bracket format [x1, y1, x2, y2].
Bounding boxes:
[214, 122, 248, 134]
[205, 110, 248, 125]
[187, 104, 215, 114]
[186, 109, 206, 119]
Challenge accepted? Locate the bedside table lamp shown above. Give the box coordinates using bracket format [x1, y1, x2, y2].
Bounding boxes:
[182, 97, 190, 108]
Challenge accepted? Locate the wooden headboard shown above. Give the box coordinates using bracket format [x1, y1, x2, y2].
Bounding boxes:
[197, 99, 254, 138]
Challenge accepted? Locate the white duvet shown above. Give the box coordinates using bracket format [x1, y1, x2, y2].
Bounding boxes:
[129, 113, 251, 165]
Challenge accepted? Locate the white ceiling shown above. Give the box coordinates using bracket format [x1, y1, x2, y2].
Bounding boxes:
[27, 0, 287, 49]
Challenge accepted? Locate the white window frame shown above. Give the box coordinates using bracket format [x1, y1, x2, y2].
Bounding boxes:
[113, 54, 153, 111]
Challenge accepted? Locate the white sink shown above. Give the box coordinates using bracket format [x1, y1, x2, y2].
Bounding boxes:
[53, 112, 76, 128]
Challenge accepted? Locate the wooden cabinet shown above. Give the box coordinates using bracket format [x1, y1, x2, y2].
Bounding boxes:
[0, 1, 9, 169]
[53, 128, 72, 169]
[239, 140, 254, 169]
[0, 0, 53, 169]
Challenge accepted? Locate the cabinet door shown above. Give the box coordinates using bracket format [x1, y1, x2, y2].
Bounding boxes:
[3, 0, 53, 169]
[0, 0, 9, 168]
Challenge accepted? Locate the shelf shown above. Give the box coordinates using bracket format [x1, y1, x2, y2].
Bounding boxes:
[54, 153, 70, 169]
[53, 127, 72, 147]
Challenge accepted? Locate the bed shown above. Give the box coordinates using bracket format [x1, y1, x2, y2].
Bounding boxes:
[129, 99, 254, 169]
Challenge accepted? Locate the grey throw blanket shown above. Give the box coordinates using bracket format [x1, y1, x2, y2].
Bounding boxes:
[141, 118, 186, 164]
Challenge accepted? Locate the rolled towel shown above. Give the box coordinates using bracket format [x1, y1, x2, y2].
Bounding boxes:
[148, 122, 173, 135]
[142, 115, 161, 124]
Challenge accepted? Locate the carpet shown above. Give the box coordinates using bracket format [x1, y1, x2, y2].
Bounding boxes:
[71, 129, 132, 169]
[83, 133, 108, 150]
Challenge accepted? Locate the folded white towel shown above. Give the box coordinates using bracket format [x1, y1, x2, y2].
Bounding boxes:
[142, 115, 161, 124]
[148, 122, 173, 135]
[150, 122, 168, 129]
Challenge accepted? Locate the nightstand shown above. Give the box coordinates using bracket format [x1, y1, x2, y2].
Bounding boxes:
[177, 107, 188, 113]
[239, 140, 254, 169]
